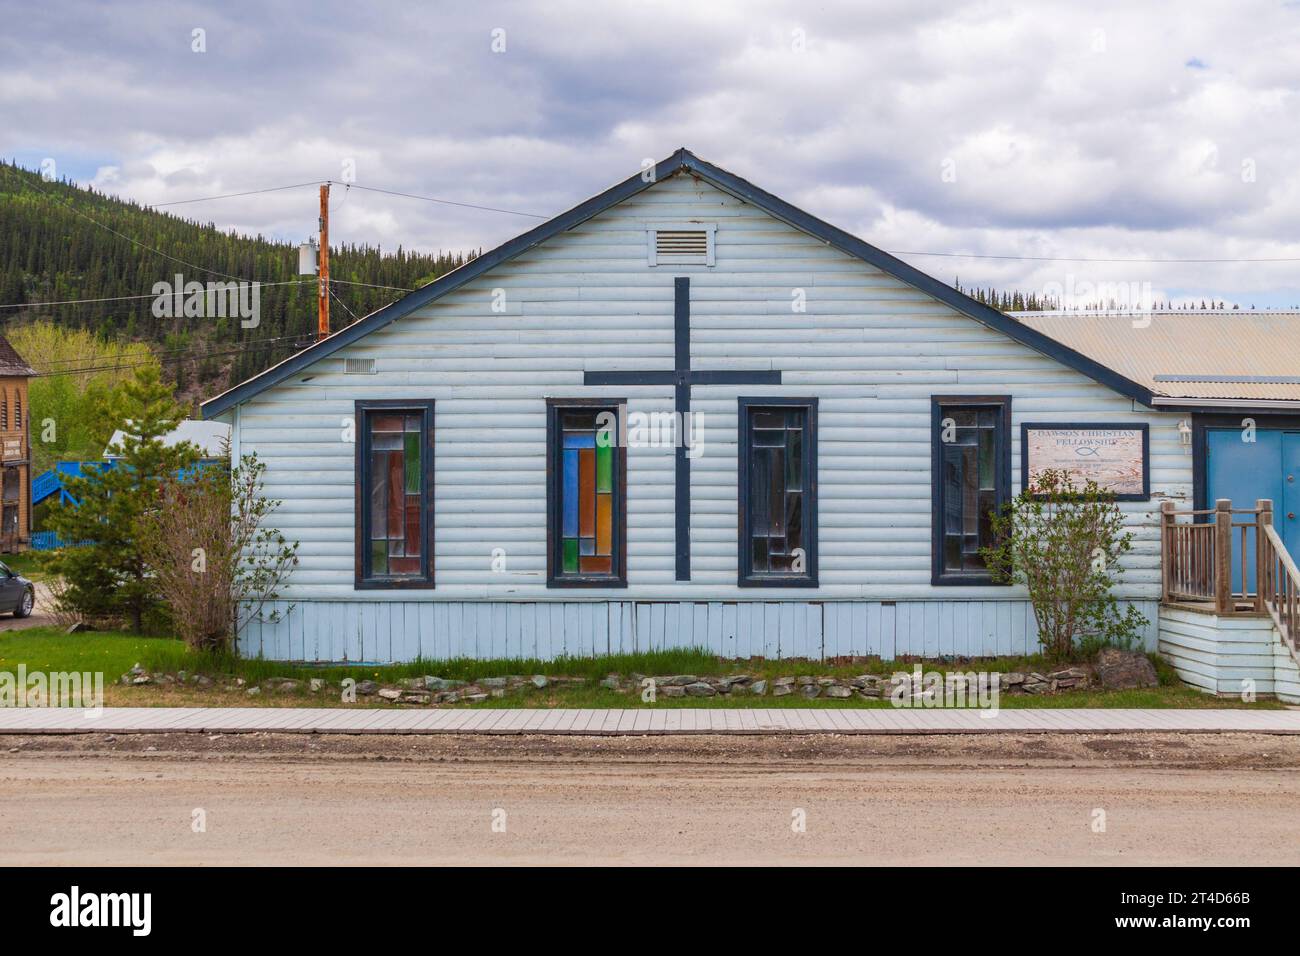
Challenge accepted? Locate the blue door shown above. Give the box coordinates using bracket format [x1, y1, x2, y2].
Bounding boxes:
[1284, 433, 1300, 562]
[1205, 428, 1293, 594]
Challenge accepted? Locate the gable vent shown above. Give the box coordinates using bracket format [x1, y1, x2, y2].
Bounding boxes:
[647, 222, 716, 266]
[344, 358, 376, 375]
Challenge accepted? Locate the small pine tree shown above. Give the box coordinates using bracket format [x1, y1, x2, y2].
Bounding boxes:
[43, 365, 199, 632]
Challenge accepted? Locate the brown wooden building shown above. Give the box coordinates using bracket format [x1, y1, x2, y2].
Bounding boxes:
[0, 336, 35, 553]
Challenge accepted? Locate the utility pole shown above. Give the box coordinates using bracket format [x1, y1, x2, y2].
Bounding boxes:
[318, 183, 330, 341]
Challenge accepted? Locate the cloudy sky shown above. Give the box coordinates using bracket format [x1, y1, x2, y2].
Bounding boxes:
[4, 0, 1300, 306]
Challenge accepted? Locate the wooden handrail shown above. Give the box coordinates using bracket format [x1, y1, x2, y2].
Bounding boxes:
[1160, 497, 1277, 615]
[1259, 519, 1299, 651]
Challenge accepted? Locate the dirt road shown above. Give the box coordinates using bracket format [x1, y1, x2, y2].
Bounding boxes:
[2, 732, 1298, 865]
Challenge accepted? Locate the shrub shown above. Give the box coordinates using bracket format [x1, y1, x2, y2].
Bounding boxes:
[982, 469, 1148, 661]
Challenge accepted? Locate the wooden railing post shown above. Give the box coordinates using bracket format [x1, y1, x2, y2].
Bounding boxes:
[1214, 499, 1233, 614]
[1160, 500, 1176, 604]
[1256, 499, 1273, 612]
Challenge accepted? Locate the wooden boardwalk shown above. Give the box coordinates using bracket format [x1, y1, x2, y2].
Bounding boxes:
[0, 707, 1298, 735]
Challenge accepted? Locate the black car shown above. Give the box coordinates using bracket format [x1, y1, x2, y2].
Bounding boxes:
[0, 560, 34, 618]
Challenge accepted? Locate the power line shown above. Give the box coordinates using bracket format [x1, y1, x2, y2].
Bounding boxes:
[150, 182, 323, 207]
[36, 337, 316, 379]
[0, 279, 315, 310]
[34, 333, 311, 369]
[333, 181, 548, 219]
[890, 249, 1300, 263]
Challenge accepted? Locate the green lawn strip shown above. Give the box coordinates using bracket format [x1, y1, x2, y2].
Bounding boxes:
[1, 627, 1285, 710]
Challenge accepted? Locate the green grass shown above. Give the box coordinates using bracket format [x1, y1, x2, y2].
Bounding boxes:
[1, 552, 45, 582]
[0, 627, 1286, 710]
[0, 626, 177, 675]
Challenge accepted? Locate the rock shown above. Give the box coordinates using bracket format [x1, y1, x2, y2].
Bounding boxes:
[661, 685, 686, 698]
[461, 693, 489, 703]
[246, 686, 261, 696]
[65, 621, 92, 634]
[355, 680, 378, 696]
[195, 675, 214, 689]
[177, 670, 188, 683]
[1021, 681, 1049, 695]
[309, 678, 324, 692]
[131, 675, 152, 686]
[684, 682, 717, 697]
[719, 675, 751, 689]
[856, 688, 881, 699]
[817, 677, 838, 686]
[749, 679, 768, 696]
[276, 680, 301, 693]
[233, 677, 246, 688]
[773, 684, 793, 697]
[666, 675, 698, 686]
[1094, 648, 1159, 690]
[397, 677, 426, 690]
[796, 675, 816, 686]
[377, 688, 402, 701]
[400, 692, 431, 704]
[491, 689, 506, 699]
[825, 685, 852, 699]
[1003, 672, 1025, 686]
[437, 692, 459, 704]
[599, 676, 621, 690]
[424, 677, 465, 691]
[800, 684, 820, 699]
[480, 677, 508, 689]
[531, 675, 549, 689]
[129, 664, 145, 677]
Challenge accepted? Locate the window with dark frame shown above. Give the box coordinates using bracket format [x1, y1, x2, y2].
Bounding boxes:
[931, 395, 1011, 586]
[547, 400, 627, 587]
[355, 401, 435, 588]
[738, 398, 818, 587]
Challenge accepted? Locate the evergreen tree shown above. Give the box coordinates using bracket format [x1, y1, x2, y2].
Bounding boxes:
[42, 365, 199, 632]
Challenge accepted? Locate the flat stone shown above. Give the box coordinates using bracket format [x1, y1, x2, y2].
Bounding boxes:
[400, 692, 431, 704]
[667, 675, 698, 686]
[355, 680, 378, 696]
[661, 685, 686, 698]
[773, 685, 793, 697]
[480, 677, 508, 689]
[377, 688, 402, 701]
[825, 685, 853, 698]
[599, 677, 622, 690]
[424, 677, 465, 691]
[796, 675, 817, 686]
[246, 686, 261, 696]
[1003, 672, 1025, 686]
[461, 693, 489, 703]
[131, 676, 152, 686]
[531, 675, 549, 689]
[195, 675, 214, 689]
[773, 676, 796, 687]
[749, 680, 768, 696]
[684, 682, 717, 697]
[800, 684, 820, 698]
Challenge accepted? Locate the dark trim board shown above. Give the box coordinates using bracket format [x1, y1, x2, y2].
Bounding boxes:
[1192, 412, 1300, 516]
[353, 399, 436, 590]
[930, 395, 1012, 588]
[1019, 422, 1150, 502]
[202, 148, 1156, 420]
[736, 397, 819, 588]
[544, 398, 629, 589]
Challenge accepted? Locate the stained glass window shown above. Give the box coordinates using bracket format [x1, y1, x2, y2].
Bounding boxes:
[932, 397, 1009, 584]
[549, 403, 624, 584]
[358, 403, 433, 586]
[739, 400, 817, 586]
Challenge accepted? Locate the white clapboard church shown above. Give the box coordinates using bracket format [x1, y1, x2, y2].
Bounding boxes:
[202, 149, 1300, 692]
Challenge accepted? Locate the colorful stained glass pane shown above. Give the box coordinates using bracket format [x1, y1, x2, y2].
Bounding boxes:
[580, 556, 611, 574]
[596, 494, 612, 554]
[405, 494, 420, 556]
[562, 538, 579, 573]
[370, 538, 387, 574]
[404, 432, 420, 492]
[578, 449, 595, 537]
[747, 405, 809, 577]
[596, 443, 611, 493]
[562, 449, 579, 537]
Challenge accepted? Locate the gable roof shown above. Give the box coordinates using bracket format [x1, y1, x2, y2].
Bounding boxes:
[1013, 310, 1300, 407]
[0, 336, 36, 377]
[201, 148, 1155, 419]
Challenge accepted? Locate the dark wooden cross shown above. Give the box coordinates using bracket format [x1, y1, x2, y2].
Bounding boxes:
[584, 277, 782, 580]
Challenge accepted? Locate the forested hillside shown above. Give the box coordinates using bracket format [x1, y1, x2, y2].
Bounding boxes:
[0, 161, 473, 402]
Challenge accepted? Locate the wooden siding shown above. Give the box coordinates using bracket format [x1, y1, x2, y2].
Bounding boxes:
[240, 598, 1160, 663]
[1157, 605, 1300, 702]
[234, 173, 1190, 611]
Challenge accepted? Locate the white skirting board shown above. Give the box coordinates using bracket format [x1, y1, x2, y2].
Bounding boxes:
[1157, 605, 1300, 704]
[237, 599, 1160, 663]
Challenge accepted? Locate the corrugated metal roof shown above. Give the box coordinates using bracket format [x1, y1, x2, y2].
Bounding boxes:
[1009, 310, 1300, 404]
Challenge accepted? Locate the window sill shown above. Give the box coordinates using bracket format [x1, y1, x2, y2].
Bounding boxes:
[738, 575, 819, 588]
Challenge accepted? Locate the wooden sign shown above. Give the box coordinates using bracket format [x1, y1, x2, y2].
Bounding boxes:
[1, 439, 20, 461]
[1020, 423, 1149, 500]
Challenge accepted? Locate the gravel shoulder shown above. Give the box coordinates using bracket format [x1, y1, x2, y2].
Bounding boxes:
[2, 732, 1299, 865]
